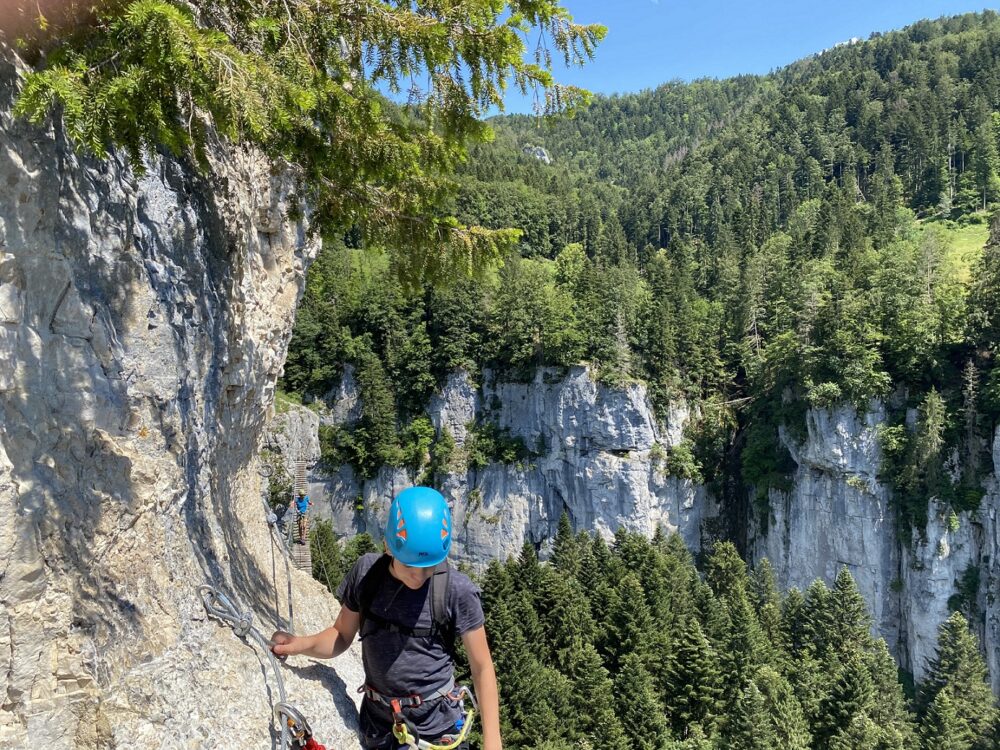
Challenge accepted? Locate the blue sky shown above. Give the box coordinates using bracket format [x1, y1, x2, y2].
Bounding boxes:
[498, 1, 999, 113]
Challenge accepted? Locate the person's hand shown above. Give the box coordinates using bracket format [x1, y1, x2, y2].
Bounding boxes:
[269, 630, 299, 659]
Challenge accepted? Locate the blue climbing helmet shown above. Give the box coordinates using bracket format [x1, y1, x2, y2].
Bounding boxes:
[385, 486, 452, 567]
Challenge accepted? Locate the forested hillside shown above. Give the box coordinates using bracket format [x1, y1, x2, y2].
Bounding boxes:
[286, 11, 1000, 535]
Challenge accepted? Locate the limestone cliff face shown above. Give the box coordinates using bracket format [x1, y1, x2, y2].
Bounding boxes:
[980, 430, 1000, 692]
[0, 52, 363, 748]
[754, 402, 1000, 691]
[753, 403, 902, 655]
[296, 365, 1000, 692]
[307, 366, 713, 566]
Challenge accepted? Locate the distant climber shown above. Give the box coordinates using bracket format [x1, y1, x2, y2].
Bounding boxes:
[270, 487, 502, 750]
[295, 492, 312, 543]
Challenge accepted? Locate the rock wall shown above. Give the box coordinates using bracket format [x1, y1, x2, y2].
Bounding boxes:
[753, 403, 902, 655]
[980, 429, 1000, 693]
[264, 402, 321, 485]
[0, 51, 364, 748]
[753, 401, 1000, 691]
[311, 367, 714, 567]
[298, 356, 1000, 692]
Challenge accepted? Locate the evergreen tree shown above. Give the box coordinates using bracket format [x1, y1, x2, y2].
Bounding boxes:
[613, 653, 671, 750]
[919, 612, 998, 750]
[802, 579, 834, 661]
[814, 653, 876, 748]
[972, 117, 1000, 211]
[342, 533, 379, 571]
[514, 541, 543, 598]
[309, 519, 343, 592]
[827, 715, 882, 750]
[535, 567, 596, 671]
[551, 511, 582, 579]
[750, 559, 784, 655]
[15, 0, 605, 281]
[866, 638, 918, 749]
[485, 601, 561, 747]
[922, 689, 968, 750]
[754, 666, 812, 750]
[605, 573, 655, 670]
[565, 644, 630, 750]
[829, 567, 873, 656]
[661, 616, 721, 737]
[722, 682, 778, 750]
[968, 212, 1000, 352]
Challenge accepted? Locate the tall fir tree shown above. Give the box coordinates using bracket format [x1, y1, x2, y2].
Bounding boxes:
[551, 511, 582, 579]
[661, 616, 722, 737]
[814, 652, 876, 749]
[919, 612, 998, 750]
[613, 652, 671, 750]
[565, 644, 630, 750]
[722, 682, 778, 750]
[829, 567, 873, 656]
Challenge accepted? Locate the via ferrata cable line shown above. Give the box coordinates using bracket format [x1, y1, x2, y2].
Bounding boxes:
[263, 495, 295, 632]
[199, 585, 327, 750]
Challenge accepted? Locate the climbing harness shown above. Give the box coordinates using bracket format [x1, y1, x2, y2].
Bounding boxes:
[199, 585, 326, 750]
[359, 675, 456, 708]
[387, 684, 478, 750]
[356, 552, 474, 749]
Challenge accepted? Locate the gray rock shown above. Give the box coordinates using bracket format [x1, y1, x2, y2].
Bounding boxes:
[325, 363, 362, 427]
[311, 364, 710, 566]
[0, 49, 363, 749]
[266, 403, 322, 474]
[755, 402, 1000, 692]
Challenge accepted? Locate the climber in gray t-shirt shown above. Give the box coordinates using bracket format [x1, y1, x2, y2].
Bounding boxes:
[270, 487, 502, 750]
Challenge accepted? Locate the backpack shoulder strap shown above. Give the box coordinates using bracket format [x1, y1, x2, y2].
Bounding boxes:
[357, 553, 392, 632]
[430, 561, 455, 656]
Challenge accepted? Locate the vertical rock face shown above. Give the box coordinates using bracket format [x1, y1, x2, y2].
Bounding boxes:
[312, 367, 712, 566]
[265, 403, 322, 482]
[753, 403, 901, 654]
[901, 501, 979, 683]
[981, 430, 1000, 692]
[0, 52, 363, 749]
[754, 402, 1000, 691]
[293, 354, 1000, 692]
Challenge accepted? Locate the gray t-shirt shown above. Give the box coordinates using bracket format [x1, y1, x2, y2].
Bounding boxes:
[336, 553, 484, 698]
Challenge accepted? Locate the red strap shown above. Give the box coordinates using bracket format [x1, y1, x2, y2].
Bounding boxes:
[303, 738, 325, 750]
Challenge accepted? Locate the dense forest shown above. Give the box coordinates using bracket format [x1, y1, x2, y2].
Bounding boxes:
[284, 11, 1000, 536]
[309, 517, 999, 749]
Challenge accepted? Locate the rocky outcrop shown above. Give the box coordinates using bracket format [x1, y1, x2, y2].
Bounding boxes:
[298, 354, 1000, 692]
[901, 500, 979, 683]
[0, 51, 363, 748]
[754, 402, 1000, 691]
[312, 367, 713, 566]
[980, 429, 1000, 692]
[265, 402, 322, 481]
[754, 403, 902, 654]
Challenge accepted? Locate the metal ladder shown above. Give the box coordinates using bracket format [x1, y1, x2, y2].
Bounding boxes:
[288, 460, 312, 572]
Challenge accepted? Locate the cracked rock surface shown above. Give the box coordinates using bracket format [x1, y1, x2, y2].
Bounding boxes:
[0, 50, 364, 749]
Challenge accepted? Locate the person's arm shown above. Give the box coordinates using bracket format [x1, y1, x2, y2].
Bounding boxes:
[463, 626, 502, 750]
[271, 604, 361, 659]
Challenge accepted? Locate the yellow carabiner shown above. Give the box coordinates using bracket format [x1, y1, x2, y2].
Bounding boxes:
[392, 709, 477, 750]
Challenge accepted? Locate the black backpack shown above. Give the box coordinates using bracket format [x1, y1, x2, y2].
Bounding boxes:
[357, 554, 456, 657]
